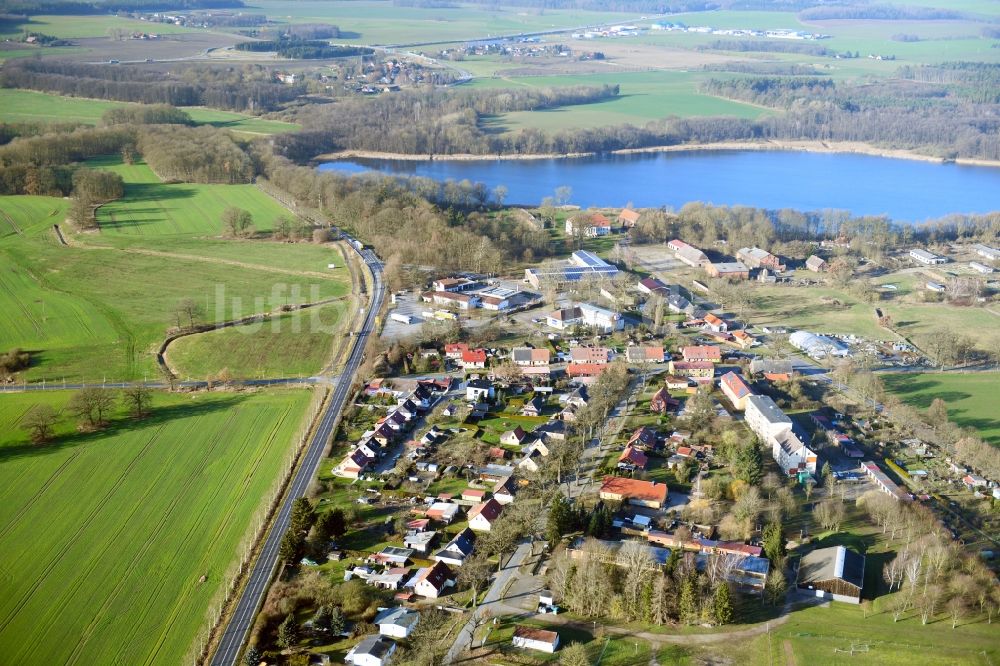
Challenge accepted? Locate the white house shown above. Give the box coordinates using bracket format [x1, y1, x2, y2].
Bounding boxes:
[468, 498, 503, 532]
[745, 395, 816, 476]
[466, 379, 494, 402]
[972, 243, 1000, 261]
[375, 607, 420, 639]
[512, 626, 560, 653]
[346, 635, 396, 666]
[412, 560, 454, 598]
[545, 303, 623, 333]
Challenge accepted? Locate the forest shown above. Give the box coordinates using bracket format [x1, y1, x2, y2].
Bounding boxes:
[1, 61, 304, 113]
[234, 40, 372, 60]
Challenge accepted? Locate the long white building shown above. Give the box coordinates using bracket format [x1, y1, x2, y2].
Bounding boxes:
[745, 395, 817, 476]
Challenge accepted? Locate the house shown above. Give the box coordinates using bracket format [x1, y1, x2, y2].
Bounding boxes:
[796, 546, 865, 604]
[512, 347, 551, 366]
[618, 446, 649, 470]
[746, 395, 817, 476]
[662, 375, 690, 390]
[346, 635, 397, 666]
[493, 475, 517, 504]
[720, 371, 754, 411]
[500, 426, 528, 446]
[668, 239, 710, 268]
[600, 476, 668, 508]
[479, 293, 511, 311]
[962, 473, 987, 489]
[413, 560, 454, 598]
[681, 345, 722, 362]
[512, 626, 560, 653]
[433, 528, 475, 566]
[373, 546, 414, 566]
[731, 330, 755, 349]
[571, 346, 610, 364]
[637, 276, 670, 296]
[618, 208, 641, 228]
[489, 446, 510, 460]
[368, 567, 411, 591]
[745, 393, 792, 438]
[667, 360, 714, 380]
[566, 363, 607, 382]
[926, 281, 946, 293]
[468, 498, 504, 531]
[626, 346, 665, 363]
[433, 291, 480, 310]
[627, 426, 658, 450]
[336, 448, 371, 479]
[479, 464, 515, 483]
[461, 349, 487, 369]
[534, 419, 566, 441]
[521, 395, 546, 417]
[705, 261, 750, 280]
[425, 502, 460, 524]
[433, 277, 479, 292]
[445, 342, 469, 359]
[649, 387, 678, 414]
[703, 313, 728, 332]
[462, 488, 487, 503]
[737, 247, 784, 271]
[805, 255, 827, 272]
[517, 448, 544, 473]
[466, 378, 493, 401]
[566, 211, 612, 237]
[547, 303, 624, 333]
[524, 250, 619, 288]
[749, 358, 793, 376]
[909, 248, 947, 265]
[375, 607, 420, 639]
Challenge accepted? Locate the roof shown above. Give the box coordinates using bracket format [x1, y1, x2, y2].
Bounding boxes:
[571, 346, 610, 363]
[600, 476, 667, 504]
[619, 208, 641, 223]
[626, 346, 664, 362]
[628, 426, 657, 447]
[548, 306, 582, 322]
[567, 363, 606, 377]
[445, 343, 469, 354]
[638, 276, 669, 293]
[618, 446, 648, 468]
[681, 345, 722, 361]
[462, 488, 486, 499]
[512, 347, 550, 363]
[746, 395, 793, 426]
[353, 635, 396, 659]
[671, 361, 714, 370]
[798, 546, 865, 589]
[721, 371, 753, 400]
[572, 250, 613, 269]
[434, 290, 473, 302]
[374, 606, 419, 629]
[468, 498, 503, 523]
[513, 626, 559, 645]
[704, 313, 725, 326]
[462, 349, 487, 363]
[416, 560, 453, 589]
[711, 261, 748, 273]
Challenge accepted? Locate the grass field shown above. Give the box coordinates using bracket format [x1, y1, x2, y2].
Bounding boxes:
[0, 159, 351, 381]
[882, 372, 1000, 445]
[167, 301, 348, 379]
[469, 70, 770, 132]
[0, 14, 196, 40]
[0, 89, 299, 135]
[93, 158, 297, 236]
[0, 388, 313, 666]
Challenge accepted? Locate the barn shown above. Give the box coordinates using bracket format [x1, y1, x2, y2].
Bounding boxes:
[796, 545, 865, 604]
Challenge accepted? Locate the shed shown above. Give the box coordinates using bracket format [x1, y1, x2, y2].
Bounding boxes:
[796, 545, 865, 604]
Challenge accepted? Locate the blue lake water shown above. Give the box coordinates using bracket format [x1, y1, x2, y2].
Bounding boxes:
[318, 150, 1000, 223]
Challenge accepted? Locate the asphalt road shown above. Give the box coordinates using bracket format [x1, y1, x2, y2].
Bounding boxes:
[208, 241, 384, 666]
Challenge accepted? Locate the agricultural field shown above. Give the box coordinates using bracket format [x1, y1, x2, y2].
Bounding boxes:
[471, 71, 771, 132]
[0, 89, 299, 134]
[882, 372, 1000, 445]
[252, 0, 643, 45]
[166, 301, 349, 380]
[0, 14, 196, 41]
[0, 388, 315, 666]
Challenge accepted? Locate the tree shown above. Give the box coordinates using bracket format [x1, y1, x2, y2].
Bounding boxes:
[679, 575, 698, 625]
[713, 583, 734, 625]
[175, 298, 204, 330]
[279, 531, 304, 563]
[243, 645, 262, 666]
[559, 642, 591, 666]
[733, 442, 763, 486]
[315, 508, 346, 542]
[821, 462, 833, 487]
[122, 384, 152, 418]
[764, 569, 787, 606]
[328, 606, 346, 636]
[313, 604, 332, 632]
[222, 206, 254, 237]
[457, 553, 493, 607]
[546, 493, 573, 545]
[762, 521, 786, 566]
[289, 497, 315, 534]
[276, 613, 298, 649]
[927, 398, 949, 428]
[814, 498, 845, 532]
[68, 388, 116, 428]
[22, 404, 58, 444]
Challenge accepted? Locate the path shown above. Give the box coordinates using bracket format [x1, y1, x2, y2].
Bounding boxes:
[443, 540, 533, 664]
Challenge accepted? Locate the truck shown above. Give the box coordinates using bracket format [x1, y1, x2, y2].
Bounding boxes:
[390, 312, 413, 325]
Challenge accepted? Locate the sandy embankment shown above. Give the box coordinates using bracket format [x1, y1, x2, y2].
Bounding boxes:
[316, 140, 1000, 168]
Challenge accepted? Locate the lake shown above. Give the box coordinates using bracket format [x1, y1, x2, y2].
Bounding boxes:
[318, 150, 1000, 223]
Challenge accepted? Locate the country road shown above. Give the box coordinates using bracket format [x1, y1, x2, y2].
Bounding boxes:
[208, 240, 384, 666]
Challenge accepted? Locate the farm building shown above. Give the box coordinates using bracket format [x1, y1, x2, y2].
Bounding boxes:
[512, 626, 560, 653]
[796, 545, 865, 604]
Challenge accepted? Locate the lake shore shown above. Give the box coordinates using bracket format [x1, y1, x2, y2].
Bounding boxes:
[315, 140, 1000, 168]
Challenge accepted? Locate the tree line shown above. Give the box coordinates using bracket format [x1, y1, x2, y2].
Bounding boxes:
[1, 60, 304, 112]
[234, 39, 371, 60]
[137, 125, 254, 183]
[101, 104, 193, 126]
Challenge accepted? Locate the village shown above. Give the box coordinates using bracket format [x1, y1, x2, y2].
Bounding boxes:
[259, 209, 1000, 664]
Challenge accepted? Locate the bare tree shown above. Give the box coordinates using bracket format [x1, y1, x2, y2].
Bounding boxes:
[68, 388, 116, 428]
[22, 404, 58, 444]
[122, 385, 152, 419]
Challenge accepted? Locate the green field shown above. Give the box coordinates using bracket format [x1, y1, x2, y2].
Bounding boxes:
[94, 160, 299, 236]
[0, 160, 350, 382]
[882, 372, 1000, 445]
[0, 388, 313, 665]
[167, 301, 348, 379]
[252, 0, 643, 44]
[0, 14, 196, 40]
[0, 89, 299, 135]
[469, 70, 770, 132]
